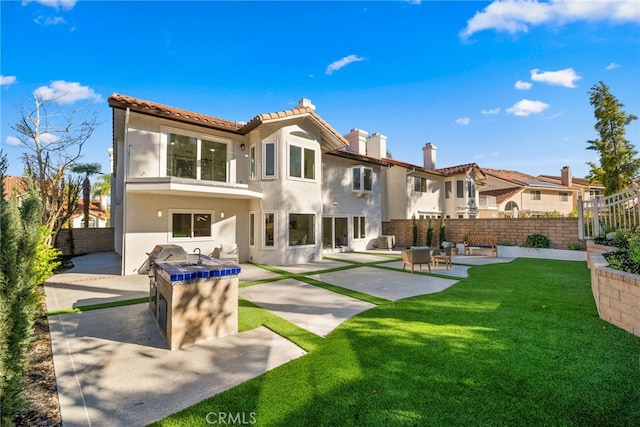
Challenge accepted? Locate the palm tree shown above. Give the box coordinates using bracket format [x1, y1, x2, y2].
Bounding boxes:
[71, 162, 101, 228]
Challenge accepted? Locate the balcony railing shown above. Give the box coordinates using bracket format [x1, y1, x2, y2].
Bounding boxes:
[478, 195, 497, 209]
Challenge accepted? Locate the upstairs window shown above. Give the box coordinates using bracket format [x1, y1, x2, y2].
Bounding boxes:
[456, 180, 464, 198]
[531, 190, 541, 200]
[166, 132, 228, 182]
[250, 145, 256, 179]
[289, 144, 315, 180]
[353, 167, 373, 192]
[413, 177, 428, 193]
[445, 181, 452, 199]
[560, 192, 569, 202]
[264, 142, 276, 178]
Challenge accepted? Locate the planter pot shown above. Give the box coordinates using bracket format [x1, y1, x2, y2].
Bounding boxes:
[497, 245, 587, 261]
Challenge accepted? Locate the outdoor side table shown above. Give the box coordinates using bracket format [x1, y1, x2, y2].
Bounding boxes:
[432, 255, 451, 270]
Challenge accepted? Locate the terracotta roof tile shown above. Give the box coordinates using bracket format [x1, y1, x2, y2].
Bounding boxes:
[382, 158, 443, 175]
[480, 187, 524, 204]
[108, 93, 244, 132]
[109, 93, 348, 147]
[327, 149, 394, 166]
[2, 176, 30, 199]
[437, 163, 481, 176]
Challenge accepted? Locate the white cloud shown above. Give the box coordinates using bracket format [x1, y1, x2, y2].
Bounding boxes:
[482, 107, 501, 115]
[507, 99, 549, 116]
[455, 117, 470, 126]
[0, 75, 17, 86]
[33, 80, 102, 104]
[325, 55, 365, 75]
[22, 0, 77, 11]
[606, 62, 621, 70]
[530, 68, 580, 88]
[39, 132, 60, 143]
[34, 15, 66, 25]
[5, 136, 22, 147]
[461, 0, 640, 38]
[515, 80, 532, 90]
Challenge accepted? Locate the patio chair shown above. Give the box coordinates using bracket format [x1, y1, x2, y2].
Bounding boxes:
[211, 243, 239, 263]
[401, 247, 431, 273]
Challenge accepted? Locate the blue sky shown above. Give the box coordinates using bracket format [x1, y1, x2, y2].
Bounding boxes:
[1, 0, 639, 179]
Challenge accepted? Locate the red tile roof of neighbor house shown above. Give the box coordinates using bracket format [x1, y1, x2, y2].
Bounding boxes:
[108, 93, 348, 147]
[327, 149, 394, 167]
[68, 199, 109, 220]
[537, 174, 604, 188]
[2, 176, 30, 199]
[480, 187, 524, 204]
[382, 158, 444, 175]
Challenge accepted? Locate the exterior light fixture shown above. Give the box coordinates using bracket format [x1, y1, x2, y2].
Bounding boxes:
[240, 143, 246, 151]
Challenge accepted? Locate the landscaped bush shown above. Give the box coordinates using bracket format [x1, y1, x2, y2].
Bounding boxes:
[522, 233, 550, 248]
[602, 229, 640, 275]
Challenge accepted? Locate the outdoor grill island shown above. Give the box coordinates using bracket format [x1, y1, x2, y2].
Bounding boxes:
[147, 245, 241, 350]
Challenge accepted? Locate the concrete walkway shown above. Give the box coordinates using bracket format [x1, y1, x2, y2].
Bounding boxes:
[45, 250, 511, 426]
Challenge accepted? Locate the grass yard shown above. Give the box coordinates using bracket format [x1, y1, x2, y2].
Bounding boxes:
[153, 258, 640, 426]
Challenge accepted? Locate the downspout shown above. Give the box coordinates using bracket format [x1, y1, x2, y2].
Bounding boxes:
[120, 107, 130, 275]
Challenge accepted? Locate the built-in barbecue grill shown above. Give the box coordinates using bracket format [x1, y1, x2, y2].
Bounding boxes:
[145, 244, 188, 274]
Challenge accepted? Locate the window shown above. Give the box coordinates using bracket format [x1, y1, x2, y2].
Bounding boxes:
[166, 132, 228, 182]
[264, 142, 276, 178]
[289, 144, 315, 180]
[289, 213, 315, 246]
[264, 212, 275, 247]
[413, 177, 428, 193]
[456, 180, 464, 198]
[445, 181, 452, 199]
[560, 192, 569, 202]
[353, 166, 373, 191]
[467, 180, 476, 198]
[170, 211, 212, 239]
[531, 190, 541, 200]
[250, 145, 256, 179]
[249, 212, 255, 246]
[353, 216, 365, 239]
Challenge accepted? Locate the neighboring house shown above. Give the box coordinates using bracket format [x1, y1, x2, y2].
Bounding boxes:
[109, 94, 388, 274]
[538, 166, 605, 204]
[341, 131, 486, 220]
[66, 199, 109, 228]
[2, 176, 29, 203]
[480, 168, 578, 218]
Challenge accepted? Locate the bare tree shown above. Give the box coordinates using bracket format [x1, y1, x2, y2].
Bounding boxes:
[10, 93, 100, 243]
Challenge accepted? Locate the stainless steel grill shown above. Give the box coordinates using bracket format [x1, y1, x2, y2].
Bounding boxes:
[145, 244, 187, 274]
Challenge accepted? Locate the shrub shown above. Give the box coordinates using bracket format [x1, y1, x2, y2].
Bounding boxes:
[522, 233, 550, 248]
[34, 226, 62, 285]
[426, 218, 433, 247]
[567, 242, 581, 250]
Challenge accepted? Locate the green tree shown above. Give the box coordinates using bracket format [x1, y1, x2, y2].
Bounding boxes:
[426, 218, 434, 247]
[586, 81, 640, 196]
[439, 218, 446, 248]
[71, 162, 101, 228]
[412, 215, 418, 246]
[0, 153, 43, 424]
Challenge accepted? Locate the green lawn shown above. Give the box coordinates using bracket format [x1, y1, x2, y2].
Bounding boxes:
[152, 258, 640, 426]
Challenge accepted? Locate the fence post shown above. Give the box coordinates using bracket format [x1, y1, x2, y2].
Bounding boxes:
[578, 195, 584, 240]
[593, 196, 600, 238]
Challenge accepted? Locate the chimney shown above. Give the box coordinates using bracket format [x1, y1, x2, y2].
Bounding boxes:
[423, 143, 437, 170]
[366, 133, 387, 159]
[295, 98, 315, 110]
[561, 166, 572, 187]
[344, 128, 368, 155]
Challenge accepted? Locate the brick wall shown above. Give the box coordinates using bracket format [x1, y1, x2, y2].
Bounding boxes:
[588, 247, 640, 338]
[55, 227, 115, 256]
[382, 218, 583, 250]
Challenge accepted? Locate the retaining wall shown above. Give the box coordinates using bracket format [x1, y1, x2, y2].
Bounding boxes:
[587, 243, 640, 338]
[382, 218, 583, 250]
[55, 227, 115, 256]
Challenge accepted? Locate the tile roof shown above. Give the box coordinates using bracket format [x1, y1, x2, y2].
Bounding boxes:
[327, 149, 394, 167]
[382, 158, 443, 175]
[2, 176, 30, 199]
[482, 167, 540, 185]
[108, 93, 348, 147]
[537, 174, 603, 188]
[480, 187, 524, 204]
[108, 93, 244, 132]
[437, 163, 483, 177]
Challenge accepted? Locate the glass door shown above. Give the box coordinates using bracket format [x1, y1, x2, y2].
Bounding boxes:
[322, 217, 349, 250]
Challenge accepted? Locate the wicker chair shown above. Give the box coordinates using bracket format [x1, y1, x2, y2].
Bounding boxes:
[401, 247, 432, 273]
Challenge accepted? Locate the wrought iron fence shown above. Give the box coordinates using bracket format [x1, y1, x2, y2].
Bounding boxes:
[578, 185, 640, 239]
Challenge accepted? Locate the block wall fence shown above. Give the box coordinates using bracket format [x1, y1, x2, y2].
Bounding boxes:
[382, 218, 584, 250]
[55, 227, 115, 256]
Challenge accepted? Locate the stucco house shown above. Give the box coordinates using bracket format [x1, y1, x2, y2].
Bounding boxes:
[538, 166, 605, 204]
[108, 94, 390, 274]
[340, 130, 486, 220]
[479, 167, 578, 218]
[66, 199, 109, 228]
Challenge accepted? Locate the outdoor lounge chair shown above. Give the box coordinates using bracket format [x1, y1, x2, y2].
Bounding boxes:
[401, 247, 431, 273]
[211, 243, 239, 263]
